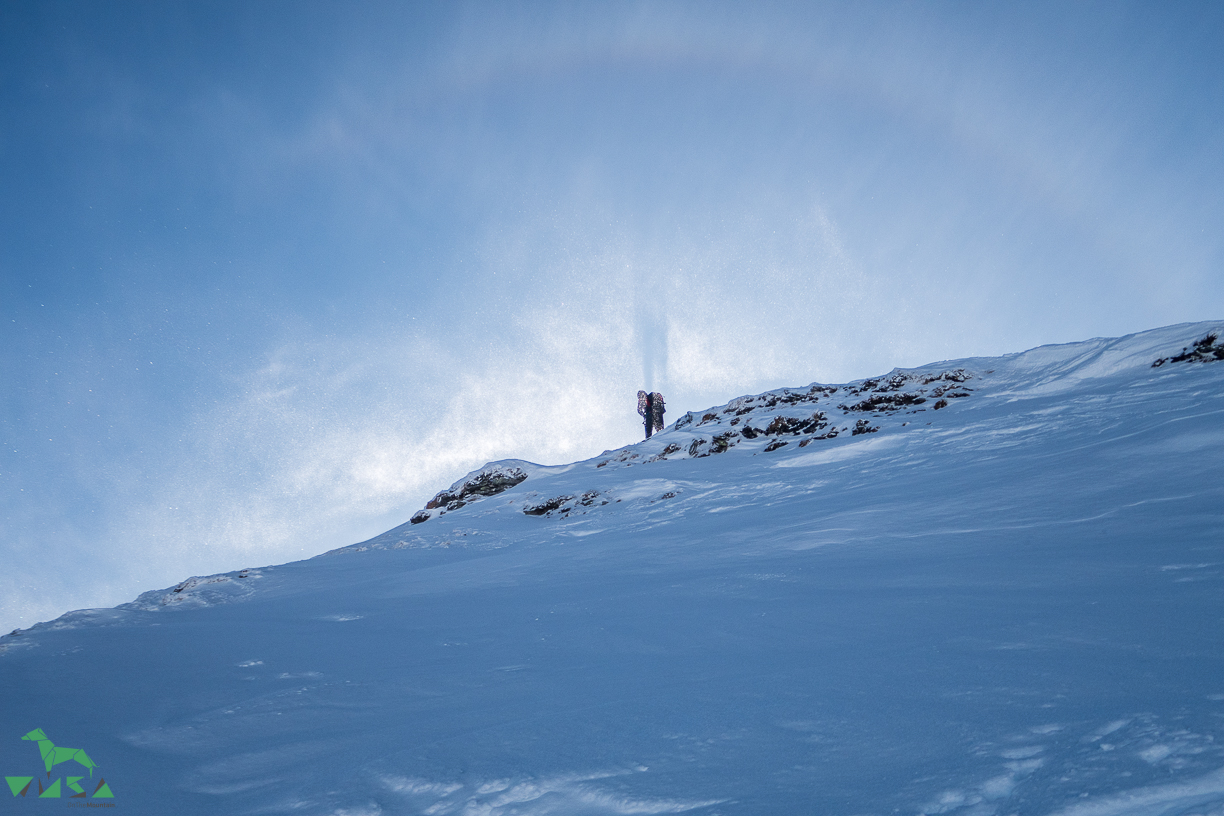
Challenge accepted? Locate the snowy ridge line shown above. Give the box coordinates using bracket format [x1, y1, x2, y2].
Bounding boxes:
[119, 567, 267, 612]
[397, 367, 980, 529]
[335, 321, 1224, 545]
[5, 321, 1222, 635]
[0, 568, 271, 645]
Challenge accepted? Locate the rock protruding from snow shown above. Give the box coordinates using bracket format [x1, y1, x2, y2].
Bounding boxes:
[1153, 333, 1224, 367]
[522, 490, 607, 518]
[412, 461, 531, 524]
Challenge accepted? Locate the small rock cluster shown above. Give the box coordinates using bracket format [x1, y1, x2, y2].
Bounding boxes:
[522, 490, 608, 518]
[1153, 333, 1224, 367]
[411, 465, 529, 524]
[837, 370, 971, 412]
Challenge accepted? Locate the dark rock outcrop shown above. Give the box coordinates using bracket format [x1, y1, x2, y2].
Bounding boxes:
[839, 393, 926, 413]
[764, 412, 828, 435]
[1153, 334, 1224, 367]
[523, 495, 574, 516]
[425, 466, 529, 510]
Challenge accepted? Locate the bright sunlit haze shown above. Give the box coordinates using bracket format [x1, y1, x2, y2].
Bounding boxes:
[2, 2, 1222, 634]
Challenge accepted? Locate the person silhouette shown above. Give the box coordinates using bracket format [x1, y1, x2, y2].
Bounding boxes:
[637, 390, 665, 440]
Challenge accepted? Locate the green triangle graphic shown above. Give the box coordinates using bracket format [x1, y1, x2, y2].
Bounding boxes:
[39, 778, 61, 798]
[5, 777, 33, 797]
[92, 779, 113, 798]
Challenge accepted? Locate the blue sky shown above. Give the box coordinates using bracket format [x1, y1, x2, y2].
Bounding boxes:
[3, 1, 1222, 633]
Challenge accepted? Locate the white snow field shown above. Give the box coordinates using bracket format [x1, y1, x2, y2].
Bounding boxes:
[3, 322, 1224, 816]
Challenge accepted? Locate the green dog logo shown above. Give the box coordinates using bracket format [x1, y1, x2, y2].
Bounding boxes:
[5, 729, 112, 800]
[21, 729, 96, 777]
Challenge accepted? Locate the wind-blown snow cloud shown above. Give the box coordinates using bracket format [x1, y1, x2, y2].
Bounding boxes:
[2, 2, 1223, 633]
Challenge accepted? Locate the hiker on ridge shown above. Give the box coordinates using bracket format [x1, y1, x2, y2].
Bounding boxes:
[637, 390, 666, 440]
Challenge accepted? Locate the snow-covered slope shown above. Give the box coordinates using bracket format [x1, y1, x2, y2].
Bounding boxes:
[3, 323, 1224, 816]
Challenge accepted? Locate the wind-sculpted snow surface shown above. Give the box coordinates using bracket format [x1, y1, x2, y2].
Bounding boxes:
[2, 322, 1224, 816]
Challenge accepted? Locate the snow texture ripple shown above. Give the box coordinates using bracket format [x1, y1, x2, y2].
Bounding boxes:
[2, 321, 1224, 816]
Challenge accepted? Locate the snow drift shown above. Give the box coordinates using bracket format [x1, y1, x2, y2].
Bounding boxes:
[2, 322, 1224, 816]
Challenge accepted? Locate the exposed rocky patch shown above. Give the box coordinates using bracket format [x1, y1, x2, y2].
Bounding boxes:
[800, 427, 840, 444]
[597, 449, 641, 468]
[647, 443, 683, 463]
[1153, 333, 1224, 367]
[616, 368, 974, 471]
[426, 466, 528, 509]
[845, 374, 906, 395]
[523, 495, 575, 516]
[523, 490, 608, 518]
[710, 432, 737, 454]
[679, 385, 836, 429]
[412, 463, 530, 524]
[765, 412, 828, 435]
[839, 393, 926, 412]
[833, 371, 973, 414]
[921, 369, 972, 385]
[687, 429, 750, 458]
